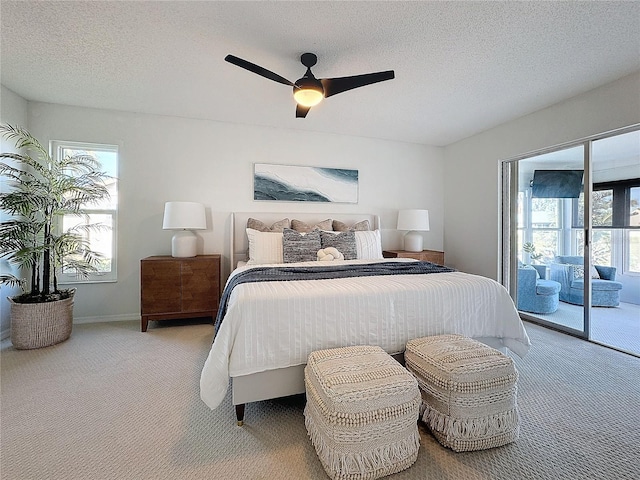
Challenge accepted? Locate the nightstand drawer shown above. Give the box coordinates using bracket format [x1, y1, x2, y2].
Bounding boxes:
[140, 255, 221, 332]
[383, 249, 445, 265]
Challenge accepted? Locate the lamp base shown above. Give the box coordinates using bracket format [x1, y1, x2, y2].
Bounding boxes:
[171, 230, 197, 257]
[403, 231, 423, 252]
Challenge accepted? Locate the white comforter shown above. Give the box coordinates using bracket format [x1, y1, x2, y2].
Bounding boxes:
[200, 259, 530, 409]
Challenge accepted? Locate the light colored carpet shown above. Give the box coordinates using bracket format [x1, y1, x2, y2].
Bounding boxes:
[531, 301, 640, 355]
[1, 320, 639, 480]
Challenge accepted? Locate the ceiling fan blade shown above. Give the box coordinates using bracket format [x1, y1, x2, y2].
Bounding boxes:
[225, 54, 294, 87]
[296, 104, 311, 118]
[321, 70, 395, 98]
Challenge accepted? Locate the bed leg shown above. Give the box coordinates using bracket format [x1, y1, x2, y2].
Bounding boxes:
[235, 404, 245, 426]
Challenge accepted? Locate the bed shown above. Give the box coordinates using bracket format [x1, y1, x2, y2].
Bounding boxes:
[200, 212, 530, 424]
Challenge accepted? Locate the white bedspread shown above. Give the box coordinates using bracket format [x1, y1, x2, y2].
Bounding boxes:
[200, 259, 530, 409]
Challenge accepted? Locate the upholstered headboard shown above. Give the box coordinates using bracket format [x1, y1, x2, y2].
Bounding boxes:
[230, 212, 380, 273]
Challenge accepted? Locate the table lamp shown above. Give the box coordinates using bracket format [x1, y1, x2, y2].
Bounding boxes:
[162, 201, 206, 257]
[397, 209, 430, 252]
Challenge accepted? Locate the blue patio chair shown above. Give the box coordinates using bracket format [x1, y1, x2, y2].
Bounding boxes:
[550, 255, 622, 307]
[517, 264, 561, 314]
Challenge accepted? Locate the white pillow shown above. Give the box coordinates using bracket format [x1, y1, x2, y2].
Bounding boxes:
[246, 228, 283, 265]
[355, 230, 383, 260]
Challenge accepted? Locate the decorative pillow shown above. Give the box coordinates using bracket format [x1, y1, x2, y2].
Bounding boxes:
[355, 230, 383, 260]
[291, 218, 333, 233]
[282, 228, 321, 263]
[246, 217, 290, 232]
[317, 247, 344, 261]
[332, 219, 371, 232]
[320, 230, 357, 260]
[572, 265, 600, 280]
[246, 228, 283, 265]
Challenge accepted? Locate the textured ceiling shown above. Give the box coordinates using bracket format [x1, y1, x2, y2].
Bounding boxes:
[1, 1, 639, 146]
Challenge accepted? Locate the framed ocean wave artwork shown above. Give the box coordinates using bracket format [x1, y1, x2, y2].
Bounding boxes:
[254, 163, 359, 203]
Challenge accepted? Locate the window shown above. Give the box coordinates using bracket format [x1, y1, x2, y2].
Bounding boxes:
[628, 186, 640, 273]
[575, 229, 612, 266]
[517, 192, 562, 265]
[629, 187, 640, 225]
[574, 179, 640, 271]
[630, 230, 640, 272]
[52, 141, 118, 283]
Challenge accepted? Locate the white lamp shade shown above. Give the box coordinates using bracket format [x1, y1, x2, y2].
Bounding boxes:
[162, 202, 206, 230]
[397, 209, 430, 231]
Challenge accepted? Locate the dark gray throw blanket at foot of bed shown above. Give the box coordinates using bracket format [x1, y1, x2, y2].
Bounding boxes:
[214, 261, 455, 335]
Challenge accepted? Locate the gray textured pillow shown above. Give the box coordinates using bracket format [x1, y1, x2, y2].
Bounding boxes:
[320, 230, 357, 260]
[247, 217, 290, 232]
[283, 228, 321, 263]
[291, 218, 333, 233]
[332, 219, 371, 232]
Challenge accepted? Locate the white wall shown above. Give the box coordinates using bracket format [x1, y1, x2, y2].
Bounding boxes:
[443, 71, 640, 279]
[0, 85, 28, 338]
[23, 102, 443, 322]
[11, 70, 636, 327]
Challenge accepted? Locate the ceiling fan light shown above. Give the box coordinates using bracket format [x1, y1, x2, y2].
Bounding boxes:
[294, 87, 324, 107]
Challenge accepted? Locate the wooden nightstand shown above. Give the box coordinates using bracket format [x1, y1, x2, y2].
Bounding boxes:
[140, 254, 221, 332]
[383, 249, 445, 265]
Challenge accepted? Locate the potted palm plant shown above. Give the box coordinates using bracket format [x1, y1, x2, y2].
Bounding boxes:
[0, 124, 111, 349]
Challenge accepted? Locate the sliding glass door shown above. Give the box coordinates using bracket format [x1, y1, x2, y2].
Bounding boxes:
[502, 127, 640, 355]
[589, 132, 640, 354]
[507, 144, 588, 337]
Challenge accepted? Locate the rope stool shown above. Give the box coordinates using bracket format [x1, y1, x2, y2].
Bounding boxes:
[304, 345, 421, 480]
[405, 334, 520, 452]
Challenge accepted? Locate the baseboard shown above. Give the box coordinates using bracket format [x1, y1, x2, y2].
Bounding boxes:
[73, 313, 140, 324]
[0, 314, 139, 341]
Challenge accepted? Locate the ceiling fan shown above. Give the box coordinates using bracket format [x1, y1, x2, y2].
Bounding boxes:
[224, 53, 395, 118]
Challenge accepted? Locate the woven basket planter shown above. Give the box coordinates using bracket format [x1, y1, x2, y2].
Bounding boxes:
[9, 291, 74, 350]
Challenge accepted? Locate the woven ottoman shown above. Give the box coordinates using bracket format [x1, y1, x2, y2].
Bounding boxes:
[405, 334, 520, 452]
[304, 345, 421, 480]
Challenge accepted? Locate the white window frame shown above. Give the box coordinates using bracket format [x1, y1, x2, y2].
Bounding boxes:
[626, 229, 640, 275]
[517, 191, 564, 265]
[51, 140, 118, 284]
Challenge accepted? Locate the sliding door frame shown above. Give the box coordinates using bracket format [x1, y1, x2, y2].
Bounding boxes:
[499, 124, 640, 340]
[582, 142, 592, 339]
